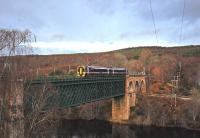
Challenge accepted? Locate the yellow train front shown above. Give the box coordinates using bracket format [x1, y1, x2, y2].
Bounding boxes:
[77, 66, 128, 77]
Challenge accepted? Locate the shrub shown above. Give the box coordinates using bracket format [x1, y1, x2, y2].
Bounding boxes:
[49, 70, 64, 76]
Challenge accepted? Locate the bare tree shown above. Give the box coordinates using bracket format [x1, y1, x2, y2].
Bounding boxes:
[0, 29, 34, 138]
[0, 29, 33, 56]
[0, 29, 61, 137]
[189, 88, 200, 121]
[24, 82, 59, 137]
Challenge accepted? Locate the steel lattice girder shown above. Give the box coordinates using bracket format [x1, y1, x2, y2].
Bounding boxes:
[26, 76, 125, 109]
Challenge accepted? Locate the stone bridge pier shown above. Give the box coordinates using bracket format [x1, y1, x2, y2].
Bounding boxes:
[112, 75, 147, 121]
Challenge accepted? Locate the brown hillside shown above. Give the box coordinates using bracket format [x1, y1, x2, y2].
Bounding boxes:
[1, 45, 199, 93]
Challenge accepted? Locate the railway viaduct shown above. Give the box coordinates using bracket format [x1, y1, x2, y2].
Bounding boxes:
[0, 75, 147, 138]
[1, 75, 148, 122]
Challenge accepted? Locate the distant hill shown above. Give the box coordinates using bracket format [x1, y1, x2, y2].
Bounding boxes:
[2, 45, 199, 93]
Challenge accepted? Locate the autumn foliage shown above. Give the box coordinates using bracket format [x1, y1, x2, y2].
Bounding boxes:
[3, 45, 199, 94]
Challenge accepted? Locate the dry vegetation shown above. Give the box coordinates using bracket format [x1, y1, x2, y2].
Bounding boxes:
[25, 45, 200, 94]
[0, 28, 200, 137]
[0, 29, 59, 137]
[24, 45, 199, 130]
[0, 29, 35, 138]
[131, 88, 200, 129]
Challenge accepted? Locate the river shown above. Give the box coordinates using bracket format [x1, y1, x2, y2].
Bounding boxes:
[32, 119, 200, 138]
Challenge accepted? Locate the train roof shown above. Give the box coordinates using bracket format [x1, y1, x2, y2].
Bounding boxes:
[87, 66, 109, 69]
[87, 66, 126, 70]
[112, 68, 127, 70]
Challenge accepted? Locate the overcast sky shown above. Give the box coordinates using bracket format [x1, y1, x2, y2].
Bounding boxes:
[0, 0, 200, 54]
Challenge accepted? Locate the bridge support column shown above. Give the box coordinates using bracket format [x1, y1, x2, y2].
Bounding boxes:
[112, 95, 130, 121]
[112, 76, 136, 121]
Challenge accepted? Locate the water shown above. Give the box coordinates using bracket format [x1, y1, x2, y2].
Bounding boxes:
[4, 119, 200, 138]
[54, 119, 200, 138]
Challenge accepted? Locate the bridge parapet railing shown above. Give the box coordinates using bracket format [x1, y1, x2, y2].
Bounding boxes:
[28, 75, 126, 84]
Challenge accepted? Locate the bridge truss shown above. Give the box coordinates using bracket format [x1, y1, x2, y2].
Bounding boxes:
[26, 76, 125, 109]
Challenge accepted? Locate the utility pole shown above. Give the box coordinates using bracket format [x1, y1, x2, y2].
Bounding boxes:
[86, 56, 89, 65]
[170, 62, 182, 125]
[36, 68, 39, 76]
[68, 65, 71, 74]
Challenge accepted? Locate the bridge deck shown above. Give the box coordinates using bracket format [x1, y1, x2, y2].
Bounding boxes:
[26, 76, 125, 109]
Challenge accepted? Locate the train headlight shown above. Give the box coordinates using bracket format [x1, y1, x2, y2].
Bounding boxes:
[77, 66, 86, 77]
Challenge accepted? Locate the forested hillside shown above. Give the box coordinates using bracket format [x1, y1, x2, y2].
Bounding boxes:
[23, 45, 199, 94]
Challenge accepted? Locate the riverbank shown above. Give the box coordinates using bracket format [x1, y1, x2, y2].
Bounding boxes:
[59, 94, 200, 132]
[121, 94, 200, 131]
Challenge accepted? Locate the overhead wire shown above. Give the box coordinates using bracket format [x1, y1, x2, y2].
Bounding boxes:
[179, 0, 186, 43]
[149, 0, 159, 45]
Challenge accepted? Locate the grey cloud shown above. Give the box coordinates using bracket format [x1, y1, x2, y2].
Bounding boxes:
[126, 0, 200, 43]
[84, 0, 116, 15]
[132, 0, 200, 22]
[182, 19, 200, 40]
[83, 0, 138, 15]
[119, 29, 156, 39]
[51, 33, 66, 41]
[0, 0, 199, 45]
[0, 0, 46, 30]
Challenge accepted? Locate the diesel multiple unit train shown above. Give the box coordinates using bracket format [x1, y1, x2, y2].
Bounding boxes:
[77, 65, 128, 77]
